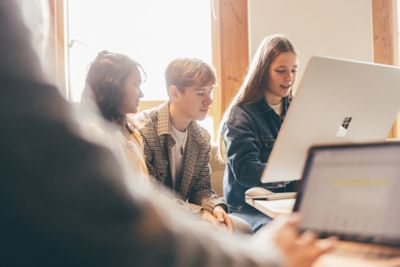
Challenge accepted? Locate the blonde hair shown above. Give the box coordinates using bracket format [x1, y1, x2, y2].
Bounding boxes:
[217, 34, 297, 162]
[165, 58, 216, 92]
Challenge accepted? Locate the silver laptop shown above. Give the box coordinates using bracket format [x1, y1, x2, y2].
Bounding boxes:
[261, 56, 400, 183]
[294, 142, 400, 266]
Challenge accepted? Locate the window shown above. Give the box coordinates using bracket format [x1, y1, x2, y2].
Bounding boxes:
[68, 0, 212, 101]
[67, 0, 214, 135]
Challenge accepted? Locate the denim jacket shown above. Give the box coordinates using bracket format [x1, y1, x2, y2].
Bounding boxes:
[222, 97, 296, 212]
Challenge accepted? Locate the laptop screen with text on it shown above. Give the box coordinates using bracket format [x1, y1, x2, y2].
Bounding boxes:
[294, 142, 400, 246]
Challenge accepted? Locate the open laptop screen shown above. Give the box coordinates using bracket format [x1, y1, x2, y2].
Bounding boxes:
[294, 142, 400, 246]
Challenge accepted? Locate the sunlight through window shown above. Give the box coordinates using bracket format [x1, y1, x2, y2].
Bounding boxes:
[67, 0, 212, 102]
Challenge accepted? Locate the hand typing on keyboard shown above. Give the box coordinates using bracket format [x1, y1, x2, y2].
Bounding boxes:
[254, 214, 337, 267]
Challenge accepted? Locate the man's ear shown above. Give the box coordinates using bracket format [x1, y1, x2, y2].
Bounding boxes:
[168, 85, 179, 100]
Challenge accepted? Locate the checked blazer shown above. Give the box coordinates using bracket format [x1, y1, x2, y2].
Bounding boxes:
[135, 102, 227, 213]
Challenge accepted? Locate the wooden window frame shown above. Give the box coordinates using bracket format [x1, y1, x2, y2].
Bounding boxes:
[49, 0, 68, 98]
[211, 0, 249, 138]
[372, 0, 398, 138]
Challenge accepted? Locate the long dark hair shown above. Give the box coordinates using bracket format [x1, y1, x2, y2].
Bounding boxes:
[82, 51, 145, 123]
[217, 34, 297, 162]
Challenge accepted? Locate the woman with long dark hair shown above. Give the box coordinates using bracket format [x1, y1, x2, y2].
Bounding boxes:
[82, 51, 148, 178]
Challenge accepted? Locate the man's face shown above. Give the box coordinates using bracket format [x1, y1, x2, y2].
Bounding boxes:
[173, 84, 214, 121]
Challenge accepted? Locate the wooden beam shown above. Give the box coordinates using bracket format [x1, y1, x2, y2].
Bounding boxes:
[212, 0, 249, 138]
[372, 0, 398, 138]
[48, 0, 68, 97]
[372, 0, 395, 64]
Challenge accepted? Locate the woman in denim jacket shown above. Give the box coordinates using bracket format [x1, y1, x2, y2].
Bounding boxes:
[217, 34, 299, 232]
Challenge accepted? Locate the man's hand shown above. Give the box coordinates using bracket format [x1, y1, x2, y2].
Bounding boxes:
[200, 206, 233, 232]
[212, 205, 233, 232]
[201, 209, 221, 228]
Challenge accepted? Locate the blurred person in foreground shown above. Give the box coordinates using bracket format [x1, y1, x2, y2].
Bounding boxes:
[0, 1, 336, 266]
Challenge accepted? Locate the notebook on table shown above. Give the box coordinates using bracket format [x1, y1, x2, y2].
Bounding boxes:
[293, 142, 400, 266]
[244, 187, 296, 218]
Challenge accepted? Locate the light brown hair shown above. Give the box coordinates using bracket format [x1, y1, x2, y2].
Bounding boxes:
[165, 58, 216, 93]
[217, 34, 297, 162]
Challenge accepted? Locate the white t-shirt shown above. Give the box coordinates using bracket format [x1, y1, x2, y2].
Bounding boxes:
[269, 101, 283, 116]
[170, 125, 188, 188]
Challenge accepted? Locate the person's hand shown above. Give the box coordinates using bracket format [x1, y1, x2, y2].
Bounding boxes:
[274, 215, 336, 267]
[212, 205, 233, 232]
[201, 209, 222, 228]
[255, 214, 337, 267]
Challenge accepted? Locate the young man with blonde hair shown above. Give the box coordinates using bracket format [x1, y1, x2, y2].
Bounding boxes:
[137, 58, 233, 230]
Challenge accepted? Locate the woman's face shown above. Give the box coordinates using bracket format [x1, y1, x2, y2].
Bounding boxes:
[265, 52, 298, 105]
[119, 68, 143, 115]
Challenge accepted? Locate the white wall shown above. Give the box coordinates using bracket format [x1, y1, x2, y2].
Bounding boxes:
[248, 0, 373, 91]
